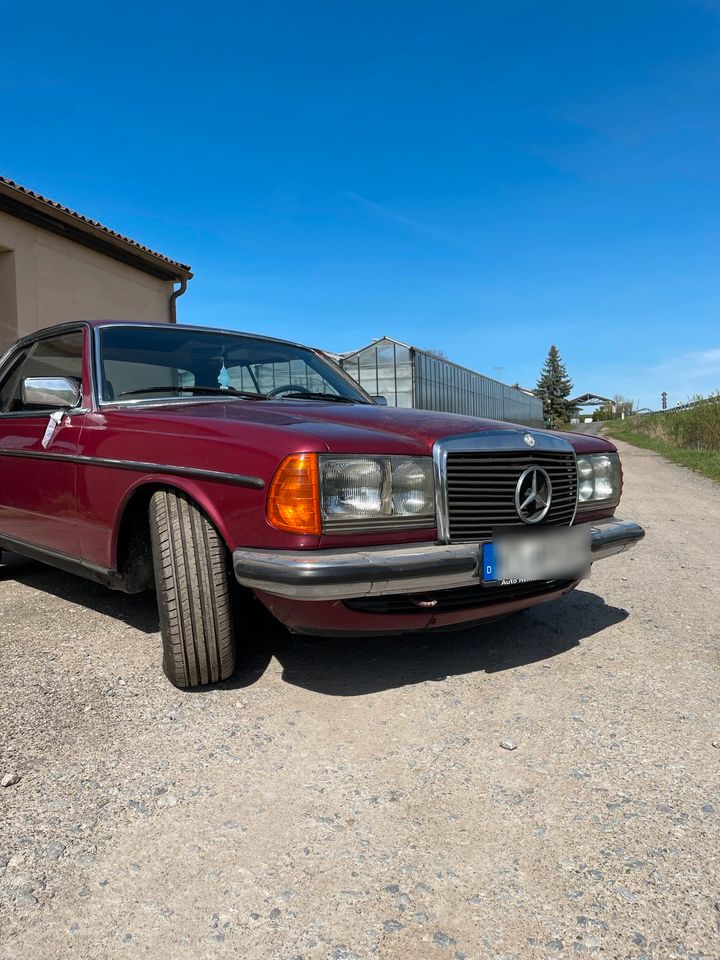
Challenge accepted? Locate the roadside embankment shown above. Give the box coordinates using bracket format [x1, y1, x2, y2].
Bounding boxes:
[603, 397, 720, 482]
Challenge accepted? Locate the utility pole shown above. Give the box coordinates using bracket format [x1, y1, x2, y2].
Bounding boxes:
[493, 366, 503, 380]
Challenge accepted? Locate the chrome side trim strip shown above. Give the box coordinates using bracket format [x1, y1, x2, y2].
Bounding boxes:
[432, 429, 578, 544]
[0, 533, 116, 587]
[0, 447, 265, 489]
[0, 407, 89, 420]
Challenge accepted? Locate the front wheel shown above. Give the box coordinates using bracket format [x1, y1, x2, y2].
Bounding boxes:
[149, 489, 235, 688]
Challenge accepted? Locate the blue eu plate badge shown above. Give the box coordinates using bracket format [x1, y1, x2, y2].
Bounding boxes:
[482, 542, 496, 583]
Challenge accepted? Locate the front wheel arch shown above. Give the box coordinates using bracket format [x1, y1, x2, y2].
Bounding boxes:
[112, 480, 236, 592]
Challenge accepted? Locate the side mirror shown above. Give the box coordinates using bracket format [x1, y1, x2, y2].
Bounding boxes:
[22, 377, 81, 409]
[372, 395, 388, 406]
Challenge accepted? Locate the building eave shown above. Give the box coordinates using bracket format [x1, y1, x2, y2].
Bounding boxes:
[0, 176, 192, 283]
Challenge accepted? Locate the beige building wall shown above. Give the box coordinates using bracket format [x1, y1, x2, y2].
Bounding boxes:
[0, 210, 174, 354]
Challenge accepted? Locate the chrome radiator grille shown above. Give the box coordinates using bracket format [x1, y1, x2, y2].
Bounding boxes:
[445, 450, 577, 542]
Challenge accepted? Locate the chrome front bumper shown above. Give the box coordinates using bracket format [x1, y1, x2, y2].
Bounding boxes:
[233, 518, 645, 601]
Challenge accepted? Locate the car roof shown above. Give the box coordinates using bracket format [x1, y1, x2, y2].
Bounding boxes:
[16, 320, 313, 353]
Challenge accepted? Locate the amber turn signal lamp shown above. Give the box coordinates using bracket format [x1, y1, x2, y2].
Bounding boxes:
[266, 453, 322, 535]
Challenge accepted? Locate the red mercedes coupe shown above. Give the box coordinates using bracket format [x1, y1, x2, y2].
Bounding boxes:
[0, 321, 644, 687]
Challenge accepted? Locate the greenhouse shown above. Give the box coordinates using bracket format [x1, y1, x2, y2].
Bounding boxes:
[340, 337, 543, 426]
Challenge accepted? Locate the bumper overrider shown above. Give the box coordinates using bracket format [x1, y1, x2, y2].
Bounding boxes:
[233, 518, 645, 602]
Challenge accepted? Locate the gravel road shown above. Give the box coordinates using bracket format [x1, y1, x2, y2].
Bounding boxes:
[1, 439, 718, 959]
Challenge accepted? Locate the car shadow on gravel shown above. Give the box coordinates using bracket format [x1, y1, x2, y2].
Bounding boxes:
[0, 554, 160, 634]
[2, 556, 628, 697]
[228, 588, 629, 696]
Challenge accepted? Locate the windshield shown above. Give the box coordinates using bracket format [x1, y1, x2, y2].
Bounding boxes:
[98, 325, 371, 404]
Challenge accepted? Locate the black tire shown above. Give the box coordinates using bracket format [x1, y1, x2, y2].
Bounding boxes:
[149, 489, 235, 688]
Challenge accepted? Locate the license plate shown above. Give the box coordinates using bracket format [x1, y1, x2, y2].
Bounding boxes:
[481, 526, 590, 585]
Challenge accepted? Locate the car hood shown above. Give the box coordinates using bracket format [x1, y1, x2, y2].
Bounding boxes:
[116, 399, 615, 456]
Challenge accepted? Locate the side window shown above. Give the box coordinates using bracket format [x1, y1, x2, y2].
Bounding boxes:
[3, 331, 84, 413]
[0, 348, 31, 413]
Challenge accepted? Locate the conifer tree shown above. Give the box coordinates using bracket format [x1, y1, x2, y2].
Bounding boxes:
[535, 345, 574, 426]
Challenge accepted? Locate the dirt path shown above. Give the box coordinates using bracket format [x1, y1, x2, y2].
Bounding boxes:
[1, 440, 718, 959]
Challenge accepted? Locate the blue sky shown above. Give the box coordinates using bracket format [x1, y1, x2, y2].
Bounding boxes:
[2, 0, 719, 409]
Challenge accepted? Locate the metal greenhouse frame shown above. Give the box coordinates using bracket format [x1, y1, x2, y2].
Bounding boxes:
[340, 337, 543, 426]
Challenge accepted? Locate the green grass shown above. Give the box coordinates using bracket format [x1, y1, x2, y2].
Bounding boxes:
[603, 403, 720, 483]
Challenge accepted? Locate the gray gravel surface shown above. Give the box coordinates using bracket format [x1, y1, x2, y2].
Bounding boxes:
[0, 439, 718, 959]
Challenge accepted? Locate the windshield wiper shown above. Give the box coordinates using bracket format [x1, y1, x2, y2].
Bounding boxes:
[281, 391, 366, 404]
[117, 386, 268, 400]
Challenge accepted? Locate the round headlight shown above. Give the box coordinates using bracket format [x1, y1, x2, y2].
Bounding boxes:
[577, 457, 593, 480]
[578, 479, 594, 501]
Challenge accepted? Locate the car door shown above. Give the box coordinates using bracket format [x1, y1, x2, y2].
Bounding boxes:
[0, 327, 87, 557]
